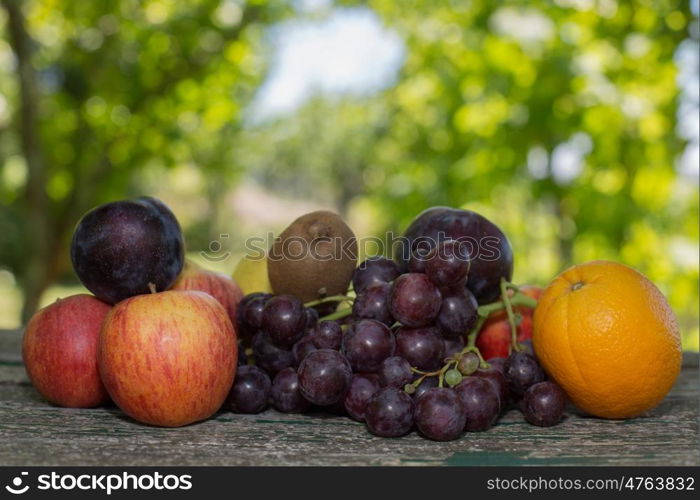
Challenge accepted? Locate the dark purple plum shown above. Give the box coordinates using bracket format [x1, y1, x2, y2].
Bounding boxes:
[252, 331, 294, 375]
[70, 197, 185, 304]
[437, 289, 478, 338]
[342, 319, 395, 373]
[226, 365, 271, 414]
[378, 356, 413, 389]
[395, 326, 445, 371]
[352, 282, 394, 326]
[389, 273, 442, 327]
[521, 381, 566, 427]
[455, 377, 500, 431]
[396, 207, 513, 304]
[344, 373, 381, 421]
[352, 257, 400, 294]
[414, 387, 466, 441]
[261, 295, 306, 348]
[365, 387, 414, 437]
[297, 349, 352, 406]
[271, 367, 310, 413]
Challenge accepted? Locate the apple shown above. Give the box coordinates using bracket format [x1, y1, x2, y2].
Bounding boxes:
[475, 285, 542, 360]
[99, 290, 237, 427]
[23, 294, 111, 408]
[172, 260, 244, 325]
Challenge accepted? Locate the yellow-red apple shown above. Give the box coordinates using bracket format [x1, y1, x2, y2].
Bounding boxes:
[99, 290, 237, 427]
[171, 260, 244, 326]
[23, 294, 111, 408]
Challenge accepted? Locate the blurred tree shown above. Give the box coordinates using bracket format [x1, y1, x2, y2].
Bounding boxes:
[0, 0, 288, 320]
[246, 1, 698, 342]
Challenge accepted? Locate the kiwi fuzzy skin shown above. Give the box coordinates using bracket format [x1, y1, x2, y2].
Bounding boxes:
[267, 211, 358, 303]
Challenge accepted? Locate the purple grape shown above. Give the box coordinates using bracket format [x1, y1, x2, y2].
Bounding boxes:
[365, 387, 414, 437]
[344, 373, 381, 421]
[304, 307, 319, 331]
[342, 319, 395, 373]
[262, 295, 306, 348]
[413, 375, 439, 399]
[389, 273, 442, 327]
[457, 352, 479, 375]
[378, 356, 413, 389]
[292, 335, 318, 367]
[352, 282, 394, 326]
[444, 336, 465, 359]
[236, 293, 272, 338]
[455, 377, 500, 431]
[425, 240, 470, 288]
[414, 387, 466, 441]
[226, 365, 271, 414]
[271, 367, 310, 413]
[504, 351, 545, 397]
[521, 381, 566, 427]
[297, 349, 352, 406]
[488, 357, 507, 373]
[352, 257, 400, 294]
[407, 240, 432, 273]
[436, 289, 478, 338]
[395, 326, 445, 370]
[252, 331, 294, 375]
[309, 320, 343, 350]
[473, 366, 510, 409]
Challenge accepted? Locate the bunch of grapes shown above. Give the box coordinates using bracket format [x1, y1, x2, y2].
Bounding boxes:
[229, 242, 567, 441]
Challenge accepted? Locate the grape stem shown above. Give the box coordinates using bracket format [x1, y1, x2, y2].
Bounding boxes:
[319, 307, 353, 321]
[304, 295, 354, 308]
[405, 280, 539, 392]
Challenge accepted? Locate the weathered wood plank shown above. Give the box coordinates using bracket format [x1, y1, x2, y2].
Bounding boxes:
[0, 360, 697, 467]
[2, 329, 697, 466]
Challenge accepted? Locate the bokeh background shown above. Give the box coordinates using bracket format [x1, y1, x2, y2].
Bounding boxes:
[0, 0, 697, 349]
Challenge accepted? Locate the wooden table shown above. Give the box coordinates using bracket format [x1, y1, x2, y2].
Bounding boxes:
[1, 330, 697, 466]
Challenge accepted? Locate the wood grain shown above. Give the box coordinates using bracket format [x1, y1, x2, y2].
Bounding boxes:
[1, 329, 697, 466]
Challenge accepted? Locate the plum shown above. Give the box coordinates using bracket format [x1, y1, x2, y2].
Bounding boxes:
[70, 197, 185, 304]
[396, 207, 513, 304]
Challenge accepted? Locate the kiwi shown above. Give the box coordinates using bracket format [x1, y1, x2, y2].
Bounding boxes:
[267, 210, 358, 303]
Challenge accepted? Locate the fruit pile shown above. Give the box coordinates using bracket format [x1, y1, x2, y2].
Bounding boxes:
[22, 198, 682, 440]
[233, 250, 563, 441]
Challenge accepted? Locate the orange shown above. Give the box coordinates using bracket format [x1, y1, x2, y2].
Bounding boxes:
[533, 260, 681, 419]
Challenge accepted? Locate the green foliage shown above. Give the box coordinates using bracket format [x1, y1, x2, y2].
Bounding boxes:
[0, 0, 697, 349]
[246, 0, 699, 346]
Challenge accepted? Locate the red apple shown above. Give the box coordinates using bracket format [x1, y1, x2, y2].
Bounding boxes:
[475, 285, 542, 360]
[23, 294, 111, 408]
[99, 290, 237, 427]
[171, 260, 244, 326]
